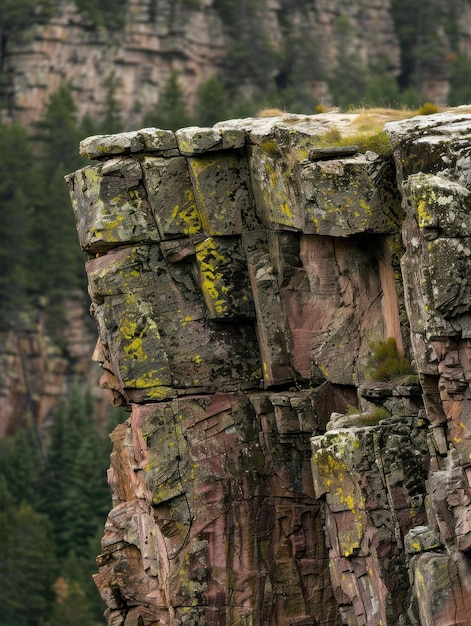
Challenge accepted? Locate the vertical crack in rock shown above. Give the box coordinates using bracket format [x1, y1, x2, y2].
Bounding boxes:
[67, 111, 471, 625]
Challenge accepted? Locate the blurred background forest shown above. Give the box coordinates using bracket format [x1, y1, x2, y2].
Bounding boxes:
[2, 0, 471, 624]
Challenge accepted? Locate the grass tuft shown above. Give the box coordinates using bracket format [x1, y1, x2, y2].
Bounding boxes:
[367, 337, 415, 382]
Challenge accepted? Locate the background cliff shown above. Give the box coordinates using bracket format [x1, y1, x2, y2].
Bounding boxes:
[3, 0, 471, 131]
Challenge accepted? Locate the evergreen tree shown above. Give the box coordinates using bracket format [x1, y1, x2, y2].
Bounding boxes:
[0, 501, 58, 625]
[195, 76, 229, 126]
[217, 0, 275, 94]
[39, 398, 77, 555]
[365, 58, 401, 107]
[40, 384, 112, 560]
[30, 85, 87, 324]
[144, 69, 193, 131]
[0, 122, 36, 327]
[328, 14, 369, 108]
[100, 71, 123, 134]
[448, 53, 471, 106]
[75, 0, 127, 30]
[0, 427, 40, 507]
[391, 0, 450, 94]
[48, 544, 105, 626]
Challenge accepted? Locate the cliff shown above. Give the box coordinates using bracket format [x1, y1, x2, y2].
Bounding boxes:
[3, 0, 471, 127]
[67, 108, 471, 625]
[0, 291, 110, 436]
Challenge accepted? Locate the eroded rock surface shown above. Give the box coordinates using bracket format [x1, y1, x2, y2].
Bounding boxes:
[68, 110, 471, 625]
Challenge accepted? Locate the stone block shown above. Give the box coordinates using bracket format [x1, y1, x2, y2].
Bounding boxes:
[175, 127, 222, 155]
[403, 172, 471, 237]
[248, 145, 302, 230]
[187, 151, 250, 235]
[404, 525, 441, 554]
[242, 230, 293, 387]
[142, 156, 202, 238]
[300, 155, 400, 237]
[67, 159, 160, 253]
[79, 128, 179, 159]
[411, 552, 471, 626]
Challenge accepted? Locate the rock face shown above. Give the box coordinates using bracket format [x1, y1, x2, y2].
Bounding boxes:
[0, 291, 109, 436]
[67, 109, 471, 625]
[4, 0, 468, 127]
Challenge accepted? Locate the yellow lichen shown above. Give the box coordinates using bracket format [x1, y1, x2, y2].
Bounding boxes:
[170, 188, 202, 235]
[195, 238, 229, 316]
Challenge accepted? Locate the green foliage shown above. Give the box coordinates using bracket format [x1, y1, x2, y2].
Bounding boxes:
[0, 122, 36, 325]
[272, 31, 323, 113]
[0, 385, 114, 625]
[365, 59, 401, 107]
[40, 383, 112, 560]
[216, 0, 276, 97]
[0, 85, 90, 332]
[196, 76, 229, 126]
[390, 0, 452, 94]
[48, 545, 104, 626]
[0, 427, 41, 507]
[328, 14, 369, 109]
[367, 337, 415, 382]
[100, 71, 123, 133]
[0, 501, 58, 625]
[0, 0, 55, 71]
[144, 69, 193, 131]
[74, 0, 127, 30]
[448, 53, 471, 106]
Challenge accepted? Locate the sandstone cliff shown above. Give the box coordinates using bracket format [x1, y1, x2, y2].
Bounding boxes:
[67, 108, 471, 625]
[3, 0, 470, 127]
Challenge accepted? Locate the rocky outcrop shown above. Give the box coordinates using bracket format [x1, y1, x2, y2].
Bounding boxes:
[67, 109, 471, 625]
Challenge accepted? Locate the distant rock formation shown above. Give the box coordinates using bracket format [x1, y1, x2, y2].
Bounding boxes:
[0, 291, 109, 436]
[3, 0, 466, 127]
[67, 109, 471, 625]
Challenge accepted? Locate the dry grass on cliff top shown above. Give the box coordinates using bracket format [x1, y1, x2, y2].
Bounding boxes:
[258, 103, 469, 157]
[316, 104, 445, 155]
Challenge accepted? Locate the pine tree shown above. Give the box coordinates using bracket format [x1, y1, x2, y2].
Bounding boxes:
[0, 122, 36, 327]
[30, 85, 88, 324]
[144, 69, 193, 131]
[0, 501, 58, 625]
[195, 76, 229, 126]
[40, 384, 112, 560]
[0, 427, 40, 507]
[100, 71, 123, 134]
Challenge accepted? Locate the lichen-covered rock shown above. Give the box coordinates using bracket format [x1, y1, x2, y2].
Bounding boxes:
[300, 153, 402, 237]
[68, 110, 471, 626]
[311, 417, 429, 626]
[66, 159, 161, 253]
[94, 392, 341, 626]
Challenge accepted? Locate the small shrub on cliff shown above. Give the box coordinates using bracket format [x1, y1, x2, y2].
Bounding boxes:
[418, 102, 440, 115]
[367, 337, 415, 381]
[360, 407, 390, 425]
